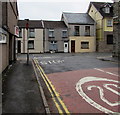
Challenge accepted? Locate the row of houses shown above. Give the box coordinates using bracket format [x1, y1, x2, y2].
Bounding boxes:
[1, 1, 118, 73]
[17, 2, 114, 54]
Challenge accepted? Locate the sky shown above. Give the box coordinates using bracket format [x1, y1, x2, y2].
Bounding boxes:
[17, 0, 113, 21]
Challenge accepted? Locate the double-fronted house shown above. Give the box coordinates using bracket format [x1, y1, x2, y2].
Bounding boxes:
[0, 1, 18, 73]
[43, 21, 69, 53]
[18, 20, 44, 53]
[88, 2, 113, 52]
[61, 12, 96, 53]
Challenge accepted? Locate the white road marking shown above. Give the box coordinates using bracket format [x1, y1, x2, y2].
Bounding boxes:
[39, 60, 64, 65]
[52, 60, 56, 64]
[94, 68, 119, 76]
[48, 61, 52, 64]
[88, 85, 120, 106]
[76, 76, 120, 113]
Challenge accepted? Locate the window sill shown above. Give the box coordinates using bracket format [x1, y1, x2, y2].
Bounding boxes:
[49, 37, 55, 38]
[107, 26, 113, 27]
[29, 37, 35, 38]
[62, 37, 68, 38]
[28, 48, 34, 49]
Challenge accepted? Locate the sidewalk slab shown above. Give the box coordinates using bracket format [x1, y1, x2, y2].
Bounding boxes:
[2, 59, 45, 113]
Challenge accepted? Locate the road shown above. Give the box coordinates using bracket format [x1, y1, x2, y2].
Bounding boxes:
[33, 53, 120, 114]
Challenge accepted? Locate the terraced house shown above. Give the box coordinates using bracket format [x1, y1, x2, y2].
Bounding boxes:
[61, 12, 96, 53]
[43, 21, 68, 53]
[18, 20, 44, 53]
[88, 2, 113, 52]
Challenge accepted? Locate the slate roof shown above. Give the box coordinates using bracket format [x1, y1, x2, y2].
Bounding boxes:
[90, 2, 113, 17]
[43, 21, 67, 29]
[18, 20, 43, 28]
[63, 13, 95, 25]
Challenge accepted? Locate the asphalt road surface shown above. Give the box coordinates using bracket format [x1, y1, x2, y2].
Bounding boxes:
[33, 53, 120, 114]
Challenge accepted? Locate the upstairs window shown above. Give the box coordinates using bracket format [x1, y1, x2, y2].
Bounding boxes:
[62, 30, 67, 38]
[107, 19, 113, 27]
[49, 29, 54, 38]
[0, 33, 6, 43]
[105, 7, 110, 13]
[74, 26, 80, 36]
[29, 28, 35, 38]
[85, 26, 90, 36]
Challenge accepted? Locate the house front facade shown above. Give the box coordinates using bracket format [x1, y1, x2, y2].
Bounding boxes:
[43, 21, 69, 53]
[88, 2, 113, 52]
[61, 12, 96, 53]
[18, 20, 44, 53]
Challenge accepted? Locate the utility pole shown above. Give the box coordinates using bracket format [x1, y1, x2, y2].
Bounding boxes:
[25, 19, 29, 65]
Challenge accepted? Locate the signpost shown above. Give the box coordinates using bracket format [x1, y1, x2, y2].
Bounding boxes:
[25, 19, 29, 65]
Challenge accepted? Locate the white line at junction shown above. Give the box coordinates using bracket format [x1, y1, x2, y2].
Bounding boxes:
[94, 68, 119, 77]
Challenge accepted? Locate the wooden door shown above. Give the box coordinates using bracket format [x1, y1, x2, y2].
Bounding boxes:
[71, 40, 75, 53]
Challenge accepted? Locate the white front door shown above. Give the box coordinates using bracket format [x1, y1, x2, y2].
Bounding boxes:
[64, 42, 68, 53]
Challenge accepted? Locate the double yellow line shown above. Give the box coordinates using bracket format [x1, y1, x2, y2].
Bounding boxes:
[33, 58, 70, 115]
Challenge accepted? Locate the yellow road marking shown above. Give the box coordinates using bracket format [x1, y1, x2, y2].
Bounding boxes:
[34, 59, 70, 114]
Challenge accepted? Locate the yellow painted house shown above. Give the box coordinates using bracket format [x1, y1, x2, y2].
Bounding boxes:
[88, 2, 113, 52]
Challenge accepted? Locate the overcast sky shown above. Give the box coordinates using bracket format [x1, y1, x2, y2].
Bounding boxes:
[18, 0, 113, 21]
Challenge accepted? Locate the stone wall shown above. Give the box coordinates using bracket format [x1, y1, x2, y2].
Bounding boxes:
[113, 1, 120, 57]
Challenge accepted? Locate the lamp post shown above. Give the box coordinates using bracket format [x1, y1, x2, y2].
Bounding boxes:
[25, 19, 29, 65]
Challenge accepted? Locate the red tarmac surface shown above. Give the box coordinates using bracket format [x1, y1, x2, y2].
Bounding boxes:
[47, 67, 120, 113]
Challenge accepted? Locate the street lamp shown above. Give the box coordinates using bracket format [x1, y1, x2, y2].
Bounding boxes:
[25, 19, 29, 65]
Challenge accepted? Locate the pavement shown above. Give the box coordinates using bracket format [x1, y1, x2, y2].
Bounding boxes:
[2, 55, 46, 114]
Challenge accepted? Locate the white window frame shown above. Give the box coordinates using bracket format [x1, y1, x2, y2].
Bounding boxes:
[0, 33, 7, 43]
[49, 29, 54, 38]
[105, 7, 110, 13]
[29, 28, 35, 38]
[62, 30, 67, 38]
[107, 19, 113, 27]
[28, 40, 34, 49]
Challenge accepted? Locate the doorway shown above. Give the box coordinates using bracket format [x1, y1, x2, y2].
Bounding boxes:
[18, 40, 21, 53]
[64, 42, 68, 53]
[71, 40, 75, 53]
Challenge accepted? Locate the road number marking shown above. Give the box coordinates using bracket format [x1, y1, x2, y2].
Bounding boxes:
[76, 76, 120, 113]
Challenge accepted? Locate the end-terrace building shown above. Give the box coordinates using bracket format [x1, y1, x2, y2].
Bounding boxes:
[0, 1, 18, 73]
[18, 20, 44, 53]
[88, 2, 113, 52]
[61, 12, 96, 53]
[43, 21, 69, 53]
